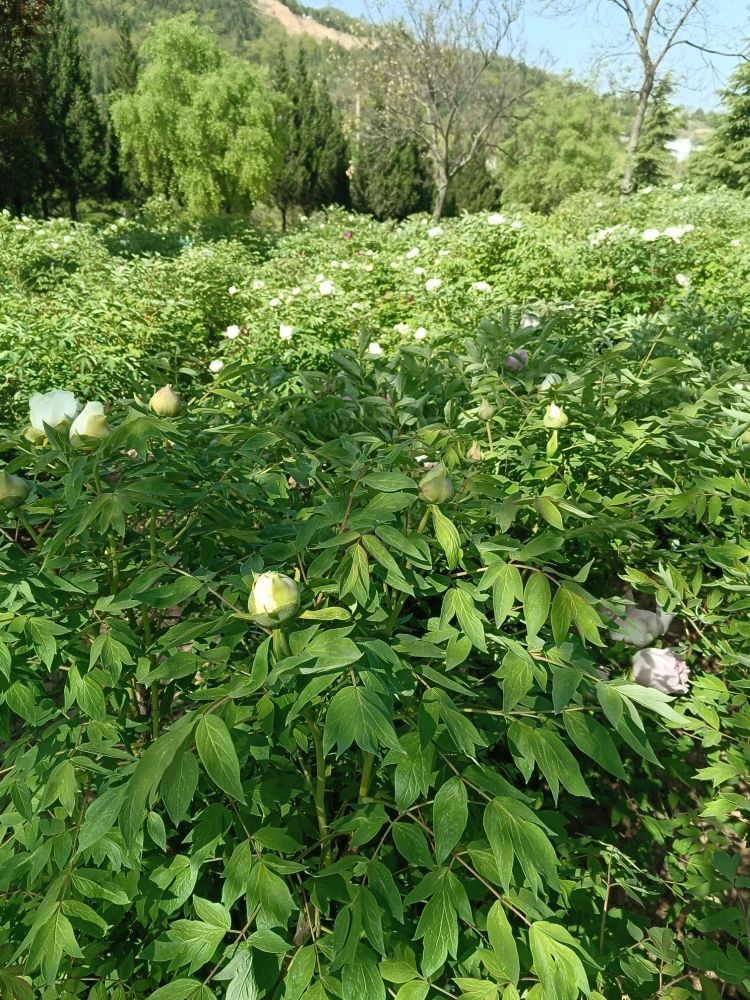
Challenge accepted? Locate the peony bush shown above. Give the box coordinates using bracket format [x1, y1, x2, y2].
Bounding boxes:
[0, 307, 748, 998]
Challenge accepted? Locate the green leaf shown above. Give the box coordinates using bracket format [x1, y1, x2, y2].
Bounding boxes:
[364, 471, 417, 492]
[487, 901, 519, 986]
[534, 497, 563, 530]
[483, 797, 559, 894]
[195, 714, 246, 804]
[342, 945, 386, 1000]
[528, 922, 590, 1000]
[392, 822, 433, 867]
[431, 506, 462, 569]
[433, 777, 468, 864]
[551, 668, 582, 713]
[77, 784, 127, 853]
[323, 685, 400, 755]
[121, 713, 196, 842]
[162, 750, 200, 826]
[147, 980, 213, 1000]
[414, 872, 458, 977]
[523, 572, 551, 640]
[394, 984, 429, 1000]
[563, 711, 626, 779]
[488, 563, 523, 627]
[284, 946, 316, 1000]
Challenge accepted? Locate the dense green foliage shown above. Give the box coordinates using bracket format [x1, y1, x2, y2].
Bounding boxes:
[632, 77, 681, 191]
[0, 190, 749, 996]
[270, 48, 350, 229]
[497, 81, 622, 214]
[110, 16, 282, 216]
[3, 185, 750, 421]
[691, 57, 750, 194]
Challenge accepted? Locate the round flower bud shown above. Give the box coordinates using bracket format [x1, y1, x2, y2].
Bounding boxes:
[478, 399, 495, 421]
[69, 402, 111, 448]
[543, 403, 568, 429]
[419, 464, 454, 505]
[0, 470, 30, 510]
[247, 572, 301, 627]
[467, 441, 482, 463]
[739, 429, 750, 451]
[506, 348, 529, 372]
[149, 384, 182, 417]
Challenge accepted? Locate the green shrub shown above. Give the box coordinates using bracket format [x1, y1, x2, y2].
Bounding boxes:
[0, 310, 747, 997]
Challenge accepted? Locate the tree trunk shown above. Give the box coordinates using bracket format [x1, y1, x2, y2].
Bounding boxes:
[68, 190, 78, 221]
[621, 74, 655, 195]
[431, 177, 449, 221]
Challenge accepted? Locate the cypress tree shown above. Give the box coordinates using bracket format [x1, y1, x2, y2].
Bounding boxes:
[633, 75, 680, 188]
[35, 1, 107, 218]
[270, 46, 348, 227]
[690, 58, 750, 193]
[0, 0, 51, 213]
[447, 156, 503, 215]
[351, 136, 433, 220]
[112, 15, 139, 96]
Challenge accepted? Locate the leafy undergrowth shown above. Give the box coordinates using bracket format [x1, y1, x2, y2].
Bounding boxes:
[2, 184, 750, 421]
[0, 311, 748, 998]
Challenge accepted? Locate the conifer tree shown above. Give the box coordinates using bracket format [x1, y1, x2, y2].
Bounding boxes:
[0, 0, 51, 213]
[270, 46, 349, 228]
[690, 58, 750, 193]
[447, 156, 503, 215]
[35, 0, 106, 218]
[112, 15, 139, 96]
[351, 136, 433, 220]
[633, 75, 680, 188]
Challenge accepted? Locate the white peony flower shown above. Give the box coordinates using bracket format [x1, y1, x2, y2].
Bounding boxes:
[731, 239, 741, 247]
[252, 279, 265, 290]
[522, 313, 540, 329]
[641, 185, 653, 194]
[291, 286, 301, 295]
[69, 402, 110, 447]
[228, 286, 238, 295]
[269, 297, 281, 308]
[543, 403, 568, 429]
[341, 261, 350, 270]
[406, 246, 420, 259]
[438, 249, 450, 257]
[487, 213, 505, 226]
[414, 266, 426, 275]
[428, 226, 442, 237]
[279, 324, 294, 341]
[511, 220, 523, 230]
[672, 182, 683, 190]
[609, 595, 674, 648]
[425, 278, 442, 292]
[664, 225, 686, 242]
[315, 273, 325, 282]
[329, 260, 339, 268]
[394, 323, 410, 335]
[209, 360, 224, 374]
[368, 341, 384, 356]
[473, 281, 491, 292]
[363, 263, 374, 272]
[631, 647, 689, 694]
[414, 327, 427, 340]
[225, 325, 240, 339]
[319, 280, 334, 296]
[29, 390, 81, 432]
[675, 273, 691, 289]
[641, 228, 661, 242]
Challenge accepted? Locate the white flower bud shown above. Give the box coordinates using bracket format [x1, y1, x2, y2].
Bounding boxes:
[248, 572, 301, 627]
[478, 399, 495, 421]
[149, 385, 182, 417]
[419, 464, 454, 504]
[543, 403, 568, 429]
[0, 470, 30, 510]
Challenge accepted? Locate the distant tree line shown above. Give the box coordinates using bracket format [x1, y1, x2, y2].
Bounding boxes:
[1, 0, 748, 223]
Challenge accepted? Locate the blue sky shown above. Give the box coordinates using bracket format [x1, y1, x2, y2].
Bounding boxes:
[306, 0, 749, 108]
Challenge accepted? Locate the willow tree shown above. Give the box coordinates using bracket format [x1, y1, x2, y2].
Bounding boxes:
[111, 15, 282, 215]
[366, 0, 526, 220]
